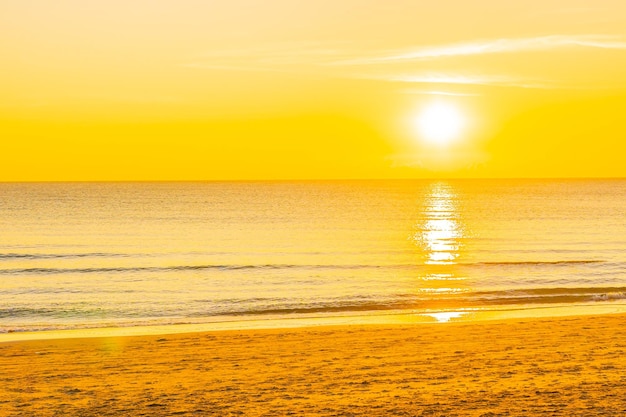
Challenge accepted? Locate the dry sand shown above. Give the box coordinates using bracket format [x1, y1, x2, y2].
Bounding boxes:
[2, 314, 626, 416]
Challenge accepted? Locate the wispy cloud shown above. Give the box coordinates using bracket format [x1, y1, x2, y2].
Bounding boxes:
[534, 7, 608, 17]
[332, 35, 626, 65]
[183, 35, 626, 90]
[366, 73, 552, 89]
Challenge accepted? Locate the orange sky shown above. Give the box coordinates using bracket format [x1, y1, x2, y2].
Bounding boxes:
[2, 0, 626, 180]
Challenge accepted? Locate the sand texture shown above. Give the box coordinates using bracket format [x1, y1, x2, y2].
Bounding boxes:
[2, 314, 626, 416]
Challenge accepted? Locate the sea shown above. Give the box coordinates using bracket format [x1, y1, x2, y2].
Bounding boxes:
[1, 179, 625, 334]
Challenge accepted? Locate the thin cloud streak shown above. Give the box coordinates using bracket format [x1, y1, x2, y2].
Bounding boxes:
[369, 73, 552, 89]
[333, 35, 626, 65]
[183, 35, 625, 90]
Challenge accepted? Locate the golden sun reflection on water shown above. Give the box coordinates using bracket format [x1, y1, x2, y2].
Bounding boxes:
[413, 182, 469, 308]
[417, 182, 464, 265]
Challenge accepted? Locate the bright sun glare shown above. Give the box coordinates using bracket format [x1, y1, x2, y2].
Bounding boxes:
[415, 101, 465, 146]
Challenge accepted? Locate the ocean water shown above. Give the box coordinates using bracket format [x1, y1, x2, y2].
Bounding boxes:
[1, 179, 625, 333]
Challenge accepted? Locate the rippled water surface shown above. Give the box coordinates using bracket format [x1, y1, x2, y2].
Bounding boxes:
[1, 180, 625, 332]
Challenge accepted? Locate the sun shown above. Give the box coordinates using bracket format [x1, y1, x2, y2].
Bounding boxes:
[415, 101, 465, 146]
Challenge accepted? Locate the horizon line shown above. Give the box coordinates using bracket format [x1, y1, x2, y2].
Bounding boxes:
[1, 177, 624, 184]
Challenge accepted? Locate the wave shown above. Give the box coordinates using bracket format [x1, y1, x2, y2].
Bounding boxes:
[0, 263, 414, 275]
[467, 260, 604, 266]
[0, 264, 306, 275]
[150, 286, 626, 313]
[591, 292, 626, 301]
[0, 252, 132, 260]
[0, 259, 609, 275]
[476, 288, 626, 306]
[3, 286, 626, 333]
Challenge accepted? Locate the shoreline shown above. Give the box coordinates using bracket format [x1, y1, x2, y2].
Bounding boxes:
[3, 301, 626, 343]
[2, 312, 626, 416]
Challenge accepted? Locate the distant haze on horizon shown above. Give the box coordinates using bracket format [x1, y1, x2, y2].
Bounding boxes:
[2, 0, 626, 181]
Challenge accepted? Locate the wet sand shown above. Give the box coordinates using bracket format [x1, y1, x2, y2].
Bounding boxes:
[2, 314, 626, 416]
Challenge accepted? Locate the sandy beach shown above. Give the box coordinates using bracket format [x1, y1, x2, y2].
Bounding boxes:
[1, 314, 625, 416]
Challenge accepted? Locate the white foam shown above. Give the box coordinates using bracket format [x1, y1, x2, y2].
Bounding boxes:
[592, 292, 626, 301]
